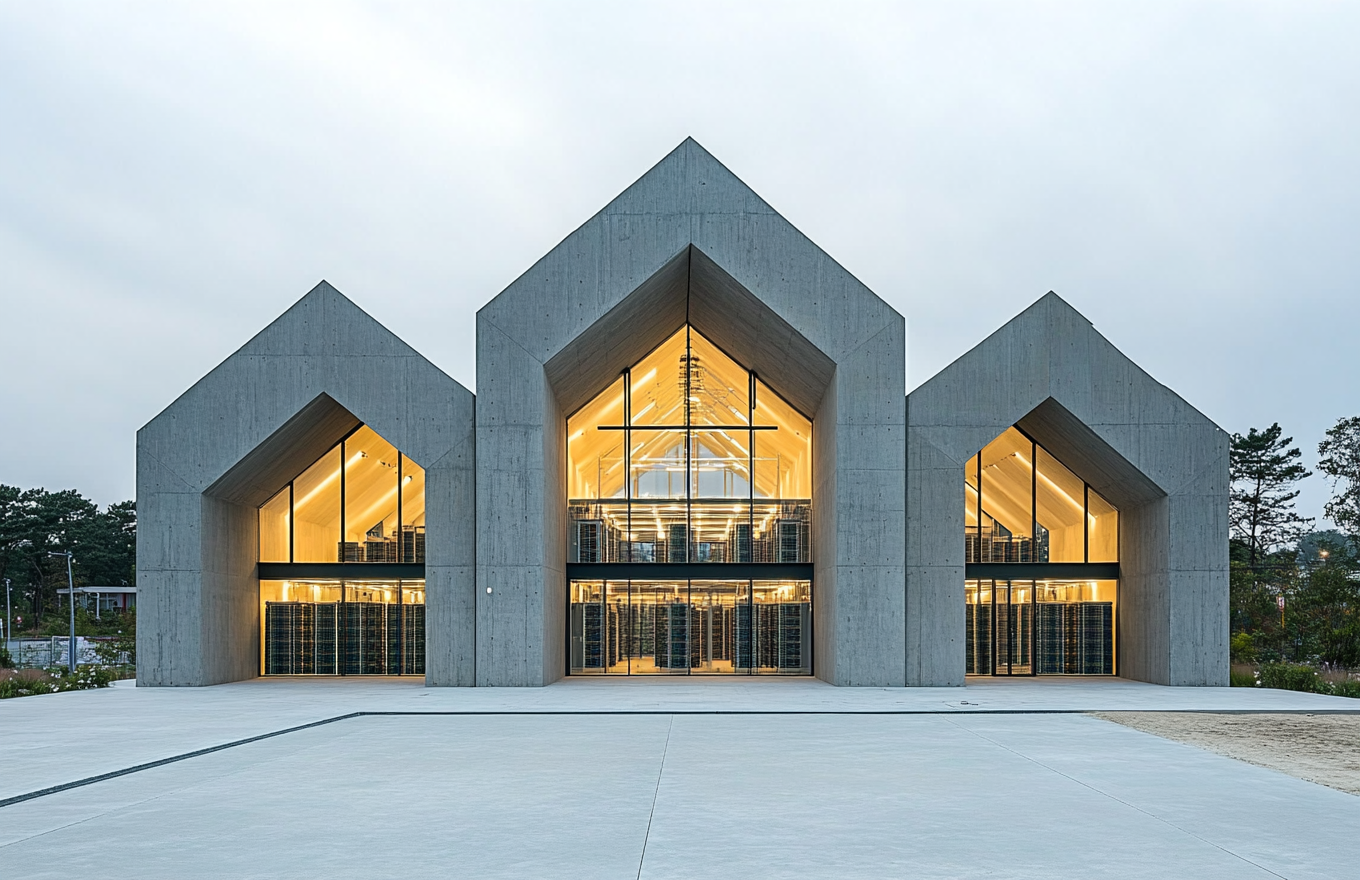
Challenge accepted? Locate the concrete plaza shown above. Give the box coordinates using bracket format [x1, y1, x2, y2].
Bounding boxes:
[2, 678, 1357, 878]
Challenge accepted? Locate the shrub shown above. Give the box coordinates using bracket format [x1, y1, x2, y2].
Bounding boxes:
[1332, 680, 1360, 699]
[0, 664, 121, 699]
[1230, 669, 1257, 687]
[1230, 632, 1257, 664]
[0, 645, 12, 669]
[1258, 662, 1323, 693]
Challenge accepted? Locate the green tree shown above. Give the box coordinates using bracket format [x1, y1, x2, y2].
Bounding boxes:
[1230, 424, 1313, 569]
[0, 485, 136, 634]
[1319, 416, 1360, 539]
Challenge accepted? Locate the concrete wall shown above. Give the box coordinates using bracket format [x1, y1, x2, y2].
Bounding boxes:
[140, 145, 1228, 690]
[136, 282, 476, 686]
[905, 292, 1229, 686]
[476, 138, 907, 686]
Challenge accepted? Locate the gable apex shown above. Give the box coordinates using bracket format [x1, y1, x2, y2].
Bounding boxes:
[236, 280, 427, 360]
[478, 139, 900, 373]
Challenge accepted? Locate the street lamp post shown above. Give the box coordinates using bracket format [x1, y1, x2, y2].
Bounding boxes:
[4, 577, 10, 657]
[48, 551, 76, 672]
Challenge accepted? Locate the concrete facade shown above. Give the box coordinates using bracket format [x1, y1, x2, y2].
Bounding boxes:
[136, 283, 476, 686]
[136, 139, 1228, 689]
[905, 293, 1230, 686]
[476, 139, 906, 686]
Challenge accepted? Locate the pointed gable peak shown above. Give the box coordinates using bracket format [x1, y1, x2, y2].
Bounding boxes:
[238, 280, 420, 360]
[593, 137, 778, 223]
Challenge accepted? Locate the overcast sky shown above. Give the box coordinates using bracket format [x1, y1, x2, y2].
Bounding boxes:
[2, 2, 1357, 527]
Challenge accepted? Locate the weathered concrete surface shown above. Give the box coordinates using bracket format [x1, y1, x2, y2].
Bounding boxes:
[476, 138, 906, 686]
[136, 282, 476, 686]
[905, 292, 1229, 686]
[3, 681, 1358, 879]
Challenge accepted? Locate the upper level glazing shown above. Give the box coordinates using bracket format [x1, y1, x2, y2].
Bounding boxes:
[258, 424, 426, 564]
[567, 325, 812, 564]
[965, 427, 1118, 564]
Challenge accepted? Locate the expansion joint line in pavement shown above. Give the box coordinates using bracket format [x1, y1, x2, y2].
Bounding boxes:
[0, 713, 364, 810]
[942, 717, 1291, 880]
[636, 715, 674, 880]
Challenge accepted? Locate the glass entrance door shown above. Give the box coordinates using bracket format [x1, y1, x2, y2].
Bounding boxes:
[994, 581, 1032, 675]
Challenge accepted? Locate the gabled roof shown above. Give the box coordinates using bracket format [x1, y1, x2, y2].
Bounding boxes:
[138, 281, 472, 503]
[908, 291, 1226, 505]
[477, 138, 902, 415]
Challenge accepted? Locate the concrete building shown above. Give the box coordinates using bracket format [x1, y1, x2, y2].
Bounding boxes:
[136, 138, 1228, 688]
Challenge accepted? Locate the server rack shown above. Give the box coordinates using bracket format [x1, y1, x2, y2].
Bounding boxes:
[776, 603, 806, 671]
[733, 523, 753, 563]
[667, 525, 688, 563]
[402, 604, 425, 675]
[1078, 602, 1113, 674]
[314, 603, 339, 674]
[1036, 603, 1065, 674]
[654, 602, 691, 669]
[989, 600, 1115, 676]
[264, 598, 425, 676]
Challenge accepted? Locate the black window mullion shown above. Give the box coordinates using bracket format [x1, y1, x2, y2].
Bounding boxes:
[624, 368, 631, 563]
[288, 482, 294, 563]
[749, 371, 755, 564]
[339, 440, 347, 564]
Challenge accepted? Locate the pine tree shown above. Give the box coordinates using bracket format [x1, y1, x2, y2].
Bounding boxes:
[1230, 423, 1313, 569]
[1318, 416, 1360, 539]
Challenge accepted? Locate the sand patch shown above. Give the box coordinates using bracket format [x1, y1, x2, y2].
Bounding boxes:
[1093, 711, 1360, 795]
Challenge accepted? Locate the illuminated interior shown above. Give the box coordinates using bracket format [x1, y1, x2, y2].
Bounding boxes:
[565, 326, 813, 677]
[256, 422, 428, 676]
[567, 325, 813, 564]
[258, 424, 427, 564]
[963, 427, 1119, 676]
[259, 579, 425, 675]
[569, 579, 811, 675]
[965, 427, 1119, 564]
[965, 579, 1116, 675]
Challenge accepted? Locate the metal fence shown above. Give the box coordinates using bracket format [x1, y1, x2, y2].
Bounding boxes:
[6, 637, 129, 668]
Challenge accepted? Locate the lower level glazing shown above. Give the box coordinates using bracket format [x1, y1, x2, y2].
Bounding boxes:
[966, 579, 1116, 675]
[569, 579, 811, 675]
[260, 579, 425, 675]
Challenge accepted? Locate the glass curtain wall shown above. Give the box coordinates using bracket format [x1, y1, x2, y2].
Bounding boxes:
[965, 579, 1116, 675]
[965, 426, 1120, 676]
[258, 425, 427, 564]
[567, 326, 812, 566]
[568, 579, 811, 675]
[965, 427, 1119, 565]
[260, 579, 426, 676]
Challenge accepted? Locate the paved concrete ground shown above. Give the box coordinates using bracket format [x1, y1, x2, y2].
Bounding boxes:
[3, 679, 1358, 878]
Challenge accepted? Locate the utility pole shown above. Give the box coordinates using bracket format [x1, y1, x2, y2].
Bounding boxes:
[48, 551, 76, 672]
